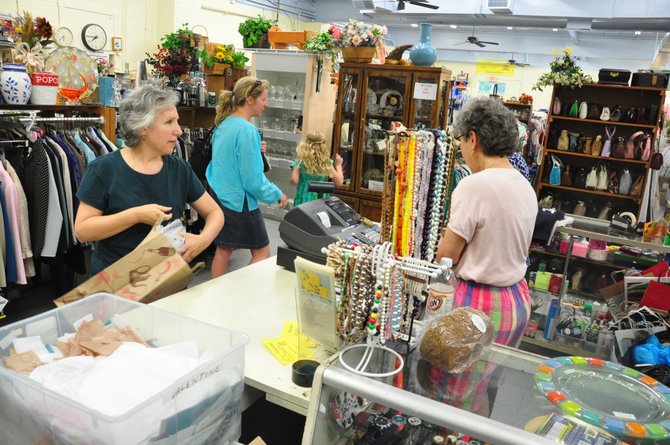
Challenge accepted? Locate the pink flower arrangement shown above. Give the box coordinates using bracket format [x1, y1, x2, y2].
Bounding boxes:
[334, 19, 387, 48]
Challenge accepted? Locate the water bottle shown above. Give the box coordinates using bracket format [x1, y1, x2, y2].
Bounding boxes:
[425, 258, 456, 322]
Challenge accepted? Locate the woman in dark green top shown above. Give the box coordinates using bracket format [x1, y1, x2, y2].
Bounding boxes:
[75, 86, 224, 274]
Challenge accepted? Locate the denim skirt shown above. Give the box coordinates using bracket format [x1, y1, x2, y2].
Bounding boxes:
[214, 199, 270, 249]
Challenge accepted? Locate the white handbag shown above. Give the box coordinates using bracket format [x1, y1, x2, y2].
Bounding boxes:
[585, 166, 598, 189]
[596, 163, 608, 190]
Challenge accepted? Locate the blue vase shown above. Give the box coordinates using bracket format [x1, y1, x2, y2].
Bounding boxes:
[409, 23, 437, 67]
[98, 76, 115, 107]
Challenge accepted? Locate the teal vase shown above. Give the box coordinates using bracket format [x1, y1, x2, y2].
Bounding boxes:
[98, 76, 115, 107]
[409, 23, 437, 67]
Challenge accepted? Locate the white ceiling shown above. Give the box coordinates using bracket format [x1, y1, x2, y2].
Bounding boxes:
[309, 0, 670, 70]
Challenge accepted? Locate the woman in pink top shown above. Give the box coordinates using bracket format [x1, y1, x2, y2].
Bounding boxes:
[426, 97, 538, 415]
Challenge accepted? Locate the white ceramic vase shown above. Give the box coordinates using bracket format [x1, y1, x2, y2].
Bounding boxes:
[1, 63, 32, 105]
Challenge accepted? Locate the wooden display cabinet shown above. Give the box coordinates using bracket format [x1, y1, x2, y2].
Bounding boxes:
[332, 63, 451, 221]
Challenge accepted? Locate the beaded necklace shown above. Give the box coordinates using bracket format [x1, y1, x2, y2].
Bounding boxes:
[392, 134, 409, 255]
[381, 134, 397, 243]
[414, 132, 435, 259]
[401, 134, 417, 257]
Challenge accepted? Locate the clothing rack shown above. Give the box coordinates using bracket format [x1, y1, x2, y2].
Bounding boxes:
[18, 116, 105, 124]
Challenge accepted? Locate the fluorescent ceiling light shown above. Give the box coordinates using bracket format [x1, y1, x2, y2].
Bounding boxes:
[359, 9, 375, 13]
[449, 24, 457, 29]
[507, 26, 513, 30]
[552, 28, 558, 32]
[635, 31, 642, 35]
[411, 23, 419, 27]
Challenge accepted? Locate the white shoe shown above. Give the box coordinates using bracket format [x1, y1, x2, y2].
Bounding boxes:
[579, 101, 588, 119]
[600, 107, 610, 121]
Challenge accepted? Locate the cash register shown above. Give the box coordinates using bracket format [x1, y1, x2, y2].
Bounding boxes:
[277, 182, 380, 271]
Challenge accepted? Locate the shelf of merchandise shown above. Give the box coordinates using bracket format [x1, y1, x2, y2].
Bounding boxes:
[562, 226, 670, 254]
[543, 148, 648, 165]
[539, 183, 640, 200]
[260, 128, 302, 143]
[529, 247, 625, 270]
[266, 99, 303, 110]
[550, 115, 657, 129]
[520, 334, 589, 356]
[536, 83, 665, 221]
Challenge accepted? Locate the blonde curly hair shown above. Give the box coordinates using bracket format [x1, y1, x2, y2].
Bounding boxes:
[296, 131, 330, 176]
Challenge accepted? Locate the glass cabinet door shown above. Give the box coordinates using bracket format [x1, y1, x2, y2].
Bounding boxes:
[334, 69, 362, 191]
[359, 70, 410, 194]
[410, 73, 441, 131]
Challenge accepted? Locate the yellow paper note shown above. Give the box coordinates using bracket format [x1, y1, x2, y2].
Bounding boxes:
[263, 321, 316, 365]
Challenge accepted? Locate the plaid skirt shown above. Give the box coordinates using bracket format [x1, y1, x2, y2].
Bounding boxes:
[417, 279, 531, 412]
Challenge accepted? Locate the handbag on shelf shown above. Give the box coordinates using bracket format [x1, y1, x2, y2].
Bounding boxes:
[625, 131, 644, 159]
[612, 136, 626, 158]
[629, 175, 644, 198]
[601, 126, 615, 157]
[561, 164, 573, 187]
[573, 200, 587, 216]
[596, 162, 608, 191]
[557, 130, 569, 151]
[640, 134, 651, 161]
[568, 132, 579, 152]
[619, 169, 632, 195]
[585, 166, 598, 189]
[608, 168, 619, 194]
[549, 155, 562, 185]
[591, 135, 603, 156]
[573, 167, 587, 189]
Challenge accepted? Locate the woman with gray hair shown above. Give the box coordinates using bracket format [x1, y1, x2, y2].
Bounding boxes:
[429, 97, 537, 416]
[436, 96, 537, 346]
[74, 85, 224, 274]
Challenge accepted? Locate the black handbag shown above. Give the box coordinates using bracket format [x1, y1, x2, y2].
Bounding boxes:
[573, 167, 587, 188]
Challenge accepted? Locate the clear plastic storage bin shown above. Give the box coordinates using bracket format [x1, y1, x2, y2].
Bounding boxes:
[0, 293, 249, 445]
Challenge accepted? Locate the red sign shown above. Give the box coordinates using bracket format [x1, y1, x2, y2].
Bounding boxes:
[30, 72, 58, 86]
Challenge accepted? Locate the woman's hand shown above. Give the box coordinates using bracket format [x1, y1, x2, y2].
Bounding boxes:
[179, 232, 210, 263]
[134, 204, 172, 225]
[278, 193, 289, 208]
[334, 153, 343, 167]
[261, 140, 267, 154]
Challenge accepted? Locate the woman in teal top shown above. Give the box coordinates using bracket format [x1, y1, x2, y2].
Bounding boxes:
[75, 86, 224, 274]
[290, 131, 343, 205]
[206, 77, 288, 277]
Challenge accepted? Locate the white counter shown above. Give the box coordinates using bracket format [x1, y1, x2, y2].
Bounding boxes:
[151, 257, 312, 415]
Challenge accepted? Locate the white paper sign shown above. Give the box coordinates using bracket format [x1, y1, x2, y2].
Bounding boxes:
[367, 180, 384, 191]
[413, 82, 438, 101]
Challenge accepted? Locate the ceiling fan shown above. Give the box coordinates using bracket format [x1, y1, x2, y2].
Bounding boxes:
[456, 28, 499, 47]
[508, 55, 530, 67]
[397, 0, 439, 10]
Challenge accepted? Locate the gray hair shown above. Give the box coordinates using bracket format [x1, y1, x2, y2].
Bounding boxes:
[119, 85, 180, 147]
[453, 97, 519, 157]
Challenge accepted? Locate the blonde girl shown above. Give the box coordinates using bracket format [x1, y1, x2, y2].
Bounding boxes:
[290, 131, 343, 205]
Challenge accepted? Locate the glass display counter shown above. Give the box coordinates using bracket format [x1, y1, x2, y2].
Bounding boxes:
[303, 342, 666, 444]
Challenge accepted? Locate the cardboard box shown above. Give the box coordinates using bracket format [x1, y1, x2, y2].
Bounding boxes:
[0, 293, 249, 445]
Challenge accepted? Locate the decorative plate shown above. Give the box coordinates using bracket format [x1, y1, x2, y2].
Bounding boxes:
[535, 356, 670, 440]
[379, 89, 403, 108]
[44, 47, 98, 101]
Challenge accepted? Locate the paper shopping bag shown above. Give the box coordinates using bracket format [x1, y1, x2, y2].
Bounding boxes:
[56, 217, 204, 306]
[640, 279, 670, 311]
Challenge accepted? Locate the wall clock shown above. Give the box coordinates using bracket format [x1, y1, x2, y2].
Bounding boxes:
[81, 24, 107, 51]
[54, 26, 73, 46]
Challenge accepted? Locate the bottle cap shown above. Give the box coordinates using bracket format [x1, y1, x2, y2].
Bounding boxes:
[439, 257, 453, 268]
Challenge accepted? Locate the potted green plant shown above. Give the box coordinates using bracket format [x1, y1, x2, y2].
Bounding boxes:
[161, 23, 193, 50]
[238, 15, 273, 49]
